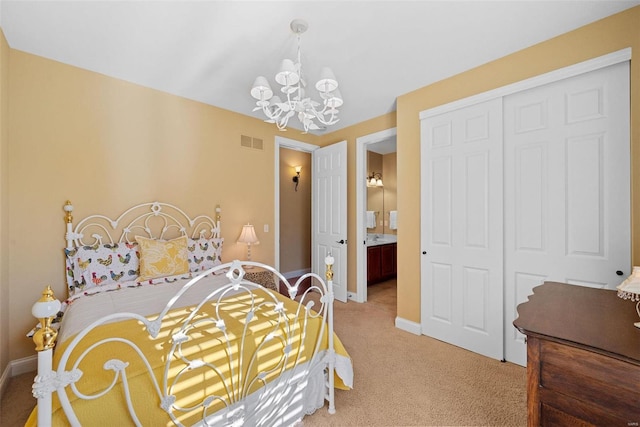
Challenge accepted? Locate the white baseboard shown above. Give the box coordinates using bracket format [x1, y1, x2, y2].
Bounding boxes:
[347, 292, 363, 302]
[0, 355, 36, 399]
[395, 316, 421, 335]
[0, 362, 9, 400]
[11, 355, 37, 376]
[283, 268, 311, 280]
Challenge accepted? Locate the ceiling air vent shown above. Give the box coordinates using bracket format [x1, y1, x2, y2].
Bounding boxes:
[240, 135, 264, 151]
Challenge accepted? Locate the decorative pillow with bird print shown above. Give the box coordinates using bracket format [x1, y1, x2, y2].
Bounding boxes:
[64, 242, 140, 297]
[187, 237, 224, 273]
[136, 235, 190, 281]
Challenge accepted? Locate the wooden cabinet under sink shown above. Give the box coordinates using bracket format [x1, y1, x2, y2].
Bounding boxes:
[367, 243, 396, 285]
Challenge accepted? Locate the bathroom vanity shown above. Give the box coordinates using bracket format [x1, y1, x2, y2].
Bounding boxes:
[367, 235, 397, 285]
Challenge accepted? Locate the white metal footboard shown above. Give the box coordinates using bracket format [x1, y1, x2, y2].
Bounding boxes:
[32, 258, 337, 426]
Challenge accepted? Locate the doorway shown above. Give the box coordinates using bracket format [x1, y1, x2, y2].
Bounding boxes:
[279, 146, 312, 280]
[356, 128, 397, 303]
[274, 136, 318, 274]
[274, 136, 349, 302]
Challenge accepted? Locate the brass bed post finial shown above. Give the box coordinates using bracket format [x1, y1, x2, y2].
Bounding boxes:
[325, 254, 334, 282]
[64, 200, 74, 224]
[216, 204, 221, 222]
[32, 285, 61, 352]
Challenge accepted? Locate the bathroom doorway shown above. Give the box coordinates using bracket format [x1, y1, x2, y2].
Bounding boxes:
[355, 128, 397, 304]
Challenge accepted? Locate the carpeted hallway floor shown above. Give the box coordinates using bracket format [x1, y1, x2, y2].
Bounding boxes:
[1, 278, 527, 426]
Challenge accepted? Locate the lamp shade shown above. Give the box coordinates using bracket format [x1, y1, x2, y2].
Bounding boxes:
[237, 224, 260, 245]
[250, 76, 273, 101]
[325, 89, 343, 109]
[618, 266, 640, 301]
[275, 59, 300, 86]
[316, 67, 338, 93]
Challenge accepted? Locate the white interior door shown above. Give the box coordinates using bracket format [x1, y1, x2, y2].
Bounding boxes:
[503, 61, 631, 366]
[313, 140, 348, 302]
[421, 98, 504, 361]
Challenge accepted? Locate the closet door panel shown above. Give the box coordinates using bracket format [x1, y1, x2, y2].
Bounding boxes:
[566, 134, 604, 257]
[515, 143, 547, 252]
[504, 61, 630, 366]
[421, 98, 504, 361]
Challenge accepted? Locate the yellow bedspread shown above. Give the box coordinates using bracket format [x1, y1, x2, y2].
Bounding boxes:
[27, 288, 350, 426]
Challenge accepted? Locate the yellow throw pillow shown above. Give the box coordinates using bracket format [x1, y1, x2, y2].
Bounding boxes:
[135, 235, 189, 281]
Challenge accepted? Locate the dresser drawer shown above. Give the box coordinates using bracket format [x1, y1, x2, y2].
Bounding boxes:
[540, 403, 595, 427]
[539, 340, 640, 422]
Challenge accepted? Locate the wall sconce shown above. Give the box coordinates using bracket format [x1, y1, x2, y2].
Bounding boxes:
[237, 223, 260, 263]
[366, 172, 383, 187]
[293, 166, 302, 191]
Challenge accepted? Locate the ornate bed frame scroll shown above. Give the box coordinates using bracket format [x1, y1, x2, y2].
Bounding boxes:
[62, 200, 222, 248]
[31, 201, 338, 426]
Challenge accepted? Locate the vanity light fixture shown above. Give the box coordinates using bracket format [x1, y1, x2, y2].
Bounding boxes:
[366, 172, 383, 188]
[293, 166, 302, 191]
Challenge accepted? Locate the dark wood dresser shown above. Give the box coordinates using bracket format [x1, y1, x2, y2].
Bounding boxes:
[513, 282, 640, 426]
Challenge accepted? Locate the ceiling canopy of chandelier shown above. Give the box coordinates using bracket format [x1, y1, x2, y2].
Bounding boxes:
[250, 19, 343, 134]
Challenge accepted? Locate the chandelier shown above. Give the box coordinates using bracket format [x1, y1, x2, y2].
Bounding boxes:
[250, 19, 343, 133]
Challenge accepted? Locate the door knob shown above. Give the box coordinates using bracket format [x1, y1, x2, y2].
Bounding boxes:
[422, 251, 427, 255]
[336, 239, 346, 244]
[616, 270, 624, 276]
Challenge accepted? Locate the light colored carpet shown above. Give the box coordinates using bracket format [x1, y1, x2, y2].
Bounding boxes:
[304, 279, 526, 426]
[1, 369, 34, 426]
[1, 279, 526, 426]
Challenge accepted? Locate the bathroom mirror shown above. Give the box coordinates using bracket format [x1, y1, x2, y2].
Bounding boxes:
[367, 182, 385, 234]
[366, 143, 397, 236]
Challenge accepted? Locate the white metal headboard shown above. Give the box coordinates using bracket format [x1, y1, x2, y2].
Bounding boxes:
[63, 201, 221, 248]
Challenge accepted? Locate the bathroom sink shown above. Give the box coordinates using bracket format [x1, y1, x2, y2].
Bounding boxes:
[366, 235, 397, 246]
[375, 238, 393, 243]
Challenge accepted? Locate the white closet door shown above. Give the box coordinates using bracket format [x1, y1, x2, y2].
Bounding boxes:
[421, 98, 504, 361]
[503, 62, 631, 366]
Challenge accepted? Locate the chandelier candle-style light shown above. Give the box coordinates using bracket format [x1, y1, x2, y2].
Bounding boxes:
[250, 19, 343, 133]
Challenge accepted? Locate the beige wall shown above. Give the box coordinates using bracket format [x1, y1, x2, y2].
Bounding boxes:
[279, 148, 311, 274]
[0, 29, 9, 377]
[393, 6, 640, 323]
[6, 50, 319, 361]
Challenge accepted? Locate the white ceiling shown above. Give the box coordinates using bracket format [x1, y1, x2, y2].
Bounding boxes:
[2, 1, 638, 134]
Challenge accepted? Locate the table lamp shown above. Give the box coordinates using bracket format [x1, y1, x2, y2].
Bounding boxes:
[617, 266, 640, 328]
